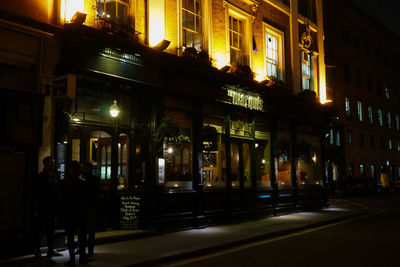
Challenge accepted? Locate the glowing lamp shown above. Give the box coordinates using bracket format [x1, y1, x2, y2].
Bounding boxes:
[109, 100, 120, 118]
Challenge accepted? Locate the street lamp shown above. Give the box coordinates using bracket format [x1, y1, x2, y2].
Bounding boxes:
[109, 100, 120, 118]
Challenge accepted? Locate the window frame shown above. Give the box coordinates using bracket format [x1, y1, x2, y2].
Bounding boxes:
[97, 0, 131, 25]
[263, 23, 285, 81]
[225, 3, 252, 66]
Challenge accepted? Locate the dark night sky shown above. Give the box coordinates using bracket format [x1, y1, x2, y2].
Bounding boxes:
[350, 0, 400, 38]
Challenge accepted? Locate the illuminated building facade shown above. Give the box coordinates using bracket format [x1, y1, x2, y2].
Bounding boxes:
[0, 0, 332, 252]
[324, 0, 400, 190]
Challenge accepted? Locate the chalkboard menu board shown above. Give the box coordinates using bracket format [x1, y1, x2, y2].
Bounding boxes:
[120, 195, 140, 229]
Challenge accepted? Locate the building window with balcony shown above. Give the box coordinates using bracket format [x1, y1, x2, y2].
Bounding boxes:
[345, 97, 351, 119]
[378, 108, 383, 127]
[301, 51, 314, 91]
[97, 0, 130, 25]
[357, 101, 363, 122]
[182, 0, 202, 51]
[387, 112, 392, 129]
[368, 105, 373, 124]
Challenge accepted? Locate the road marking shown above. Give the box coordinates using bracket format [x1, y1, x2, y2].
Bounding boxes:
[164, 211, 384, 267]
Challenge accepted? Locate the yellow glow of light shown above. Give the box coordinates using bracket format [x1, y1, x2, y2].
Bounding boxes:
[213, 52, 228, 69]
[60, 0, 84, 23]
[173, 183, 179, 187]
[319, 77, 327, 104]
[149, 0, 165, 46]
[312, 153, 317, 163]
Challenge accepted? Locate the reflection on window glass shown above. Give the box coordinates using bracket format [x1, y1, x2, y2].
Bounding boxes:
[118, 134, 129, 190]
[97, 0, 130, 25]
[277, 140, 291, 187]
[164, 127, 193, 189]
[202, 137, 226, 187]
[256, 140, 271, 188]
[242, 143, 252, 188]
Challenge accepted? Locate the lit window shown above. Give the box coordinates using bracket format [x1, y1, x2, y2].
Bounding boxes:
[301, 51, 314, 91]
[378, 108, 383, 127]
[229, 15, 245, 65]
[387, 112, 392, 129]
[368, 105, 373, 124]
[387, 111, 392, 129]
[265, 25, 284, 80]
[389, 139, 393, 150]
[357, 101, 363, 122]
[396, 114, 400, 131]
[182, 0, 202, 51]
[397, 140, 400, 152]
[345, 97, 351, 119]
[336, 130, 340, 146]
[359, 164, 364, 176]
[97, 0, 130, 25]
[370, 165, 375, 178]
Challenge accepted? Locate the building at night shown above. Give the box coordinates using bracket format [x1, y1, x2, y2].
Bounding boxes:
[0, 0, 332, 254]
[324, 0, 400, 191]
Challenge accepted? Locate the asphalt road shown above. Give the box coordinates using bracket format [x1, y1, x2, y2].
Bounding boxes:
[165, 194, 400, 267]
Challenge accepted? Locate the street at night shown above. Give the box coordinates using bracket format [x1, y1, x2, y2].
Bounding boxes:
[2, 0, 400, 266]
[165, 194, 400, 267]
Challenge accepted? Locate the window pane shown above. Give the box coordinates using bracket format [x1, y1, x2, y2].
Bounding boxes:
[243, 143, 252, 188]
[230, 141, 240, 188]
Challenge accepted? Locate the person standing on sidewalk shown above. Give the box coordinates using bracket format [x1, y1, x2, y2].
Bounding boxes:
[32, 156, 63, 258]
[60, 161, 88, 265]
[81, 161, 101, 259]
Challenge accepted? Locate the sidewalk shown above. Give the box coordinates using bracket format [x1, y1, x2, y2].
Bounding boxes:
[0, 198, 370, 267]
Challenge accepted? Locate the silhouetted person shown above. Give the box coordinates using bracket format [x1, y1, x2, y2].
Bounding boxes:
[60, 161, 88, 266]
[33, 156, 62, 258]
[81, 161, 101, 258]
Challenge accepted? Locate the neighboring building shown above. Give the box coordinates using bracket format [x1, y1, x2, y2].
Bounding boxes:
[1, 0, 332, 254]
[324, 0, 400, 189]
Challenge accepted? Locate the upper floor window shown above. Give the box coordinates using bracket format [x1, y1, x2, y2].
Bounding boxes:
[388, 139, 393, 151]
[396, 114, 399, 131]
[97, 0, 130, 25]
[228, 14, 247, 65]
[265, 25, 284, 80]
[368, 105, 373, 124]
[357, 101, 363, 122]
[385, 83, 390, 100]
[182, 0, 202, 51]
[397, 140, 400, 152]
[347, 130, 352, 145]
[378, 108, 383, 127]
[302, 51, 314, 91]
[366, 73, 372, 92]
[387, 112, 392, 129]
[345, 97, 351, 119]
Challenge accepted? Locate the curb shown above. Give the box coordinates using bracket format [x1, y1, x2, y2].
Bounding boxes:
[127, 211, 370, 266]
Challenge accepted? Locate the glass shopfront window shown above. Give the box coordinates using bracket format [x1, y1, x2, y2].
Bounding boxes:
[297, 133, 322, 185]
[162, 99, 193, 190]
[276, 140, 291, 187]
[255, 117, 271, 188]
[202, 113, 226, 188]
[117, 133, 129, 190]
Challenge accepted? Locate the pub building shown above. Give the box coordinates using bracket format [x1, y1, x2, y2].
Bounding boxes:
[53, 22, 332, 231]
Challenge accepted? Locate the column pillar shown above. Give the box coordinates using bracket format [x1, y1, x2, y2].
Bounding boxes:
[290, 0, 301, 94]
